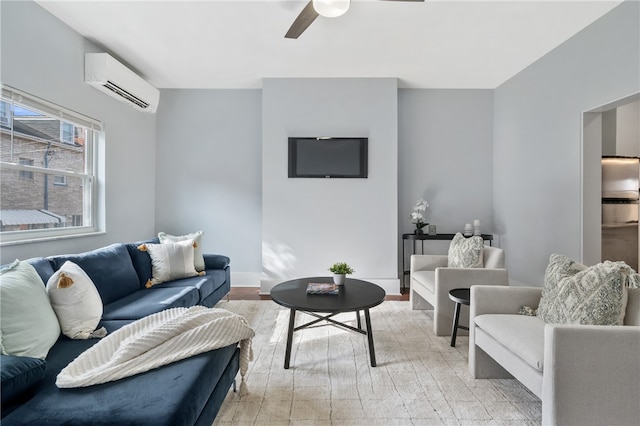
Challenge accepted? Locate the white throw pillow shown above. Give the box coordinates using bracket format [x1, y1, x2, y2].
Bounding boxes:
[46, 261, 107, 340]
[140, 240, 202, 288]
[158, 231, 205, 272]
[0, 260, 61, 359]
[447, 233, 484, 268]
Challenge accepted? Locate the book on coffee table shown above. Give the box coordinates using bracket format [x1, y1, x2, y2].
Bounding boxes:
[306, 282, 339, 295]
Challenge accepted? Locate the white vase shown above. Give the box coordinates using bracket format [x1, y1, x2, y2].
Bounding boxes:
[333, 274, 346, 285]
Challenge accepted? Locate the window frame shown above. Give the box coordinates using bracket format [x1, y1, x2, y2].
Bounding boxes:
[53, 174, 68, 186]
[60, 121, 74, 144]
[0, 101, 10, 127]
[0, 85, 103, 245]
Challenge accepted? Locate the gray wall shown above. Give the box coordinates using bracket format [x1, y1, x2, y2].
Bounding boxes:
[601, 100, 640, 157]
[616, 100, 640, 156]
[493, 0, 640, 285]
[154, 85, 495, 291]
[261, 78, 399, 294]
[155, 89, 262, 281]
[398, 89, 495, 261]
[0, 1, 157, 263]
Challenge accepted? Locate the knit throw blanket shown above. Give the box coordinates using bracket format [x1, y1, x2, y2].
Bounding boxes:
[56, 306, 255, 393]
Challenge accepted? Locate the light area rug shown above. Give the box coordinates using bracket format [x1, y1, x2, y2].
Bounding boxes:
[213, 300, 541, 426]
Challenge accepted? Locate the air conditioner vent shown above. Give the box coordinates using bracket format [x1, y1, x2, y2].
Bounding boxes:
[103, 81, 150, 109]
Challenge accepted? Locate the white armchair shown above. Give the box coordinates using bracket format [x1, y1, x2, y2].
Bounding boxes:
[470, 285, 640, 425]
[410, 246, 508, 336]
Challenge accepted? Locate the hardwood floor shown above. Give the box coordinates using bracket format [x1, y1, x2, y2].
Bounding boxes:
[227, 286, 410, 301]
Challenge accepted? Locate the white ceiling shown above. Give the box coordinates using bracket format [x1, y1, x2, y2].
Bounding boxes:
[35, 0, 622, 89]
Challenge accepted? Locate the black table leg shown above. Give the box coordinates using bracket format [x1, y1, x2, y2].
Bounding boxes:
[364, 309, 376, 367]
[450, 302, 461, 347]
[284, 309, 296, 369]
[402, 239, 406, 290]
[356, 310, 361, 329]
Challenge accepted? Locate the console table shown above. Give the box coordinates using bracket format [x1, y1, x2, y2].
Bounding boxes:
[401, 233, 494, 290]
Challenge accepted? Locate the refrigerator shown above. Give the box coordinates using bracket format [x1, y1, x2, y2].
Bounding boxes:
[602, 156, 639, 270]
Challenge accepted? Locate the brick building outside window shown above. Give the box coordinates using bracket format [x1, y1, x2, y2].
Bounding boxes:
[0, 88, 100, 238]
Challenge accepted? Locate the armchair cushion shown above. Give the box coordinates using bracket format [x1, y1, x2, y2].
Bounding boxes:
[475, 314, 545, 371]
[410, 271, 435, 293]
[447, 233, 483, 268]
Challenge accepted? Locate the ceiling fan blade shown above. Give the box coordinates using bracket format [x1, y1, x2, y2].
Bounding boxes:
[285, 1, 319, 39]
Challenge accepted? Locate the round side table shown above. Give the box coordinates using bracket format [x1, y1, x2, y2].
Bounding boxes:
[448, 288, 470, 347]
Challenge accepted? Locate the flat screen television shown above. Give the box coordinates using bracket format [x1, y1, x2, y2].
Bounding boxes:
[288, 137, 368, 178]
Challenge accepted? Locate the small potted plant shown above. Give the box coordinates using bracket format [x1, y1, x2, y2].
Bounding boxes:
[328, 262, 355, 285]
[410, 198, 429, 234]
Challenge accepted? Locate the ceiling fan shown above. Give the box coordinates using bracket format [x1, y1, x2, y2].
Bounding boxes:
[285, 0, 425, 39]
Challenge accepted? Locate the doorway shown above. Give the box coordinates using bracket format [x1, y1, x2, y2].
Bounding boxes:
[582, 92, 640, 266]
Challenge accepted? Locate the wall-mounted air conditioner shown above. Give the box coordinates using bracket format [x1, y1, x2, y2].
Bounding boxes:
[85, 53, 160, 113]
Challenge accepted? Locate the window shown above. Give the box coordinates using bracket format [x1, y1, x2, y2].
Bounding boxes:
[18, 158, 34, 179]
[0, 86, 103, 241]
[53, 175, 67, 186]
[60, 122, 74, 144]
[0, 101, 10, 127]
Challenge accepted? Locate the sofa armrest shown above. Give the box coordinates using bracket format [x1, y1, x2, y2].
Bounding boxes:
[410, 254, 448, 273]
[203, 254, 230, 270]
[542, 324, 640, 426]
[470, 285, 542, 317]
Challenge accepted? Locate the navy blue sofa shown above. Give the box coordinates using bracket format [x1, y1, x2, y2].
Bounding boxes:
[0, 238, 236, 425]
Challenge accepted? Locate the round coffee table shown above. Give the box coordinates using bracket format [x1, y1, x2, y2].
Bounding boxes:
[270, 277, 386, 369]
[448, 288, 471, 347]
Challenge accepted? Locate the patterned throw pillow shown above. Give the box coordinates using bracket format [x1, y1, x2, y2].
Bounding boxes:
[536, 254, 631, 325]
[627, 272, 640, 289]
[447, 233, 484, 268]
[519, 306, 537, 316]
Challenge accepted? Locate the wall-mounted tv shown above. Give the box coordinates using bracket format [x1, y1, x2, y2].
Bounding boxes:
[288, 137, 368, 178]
